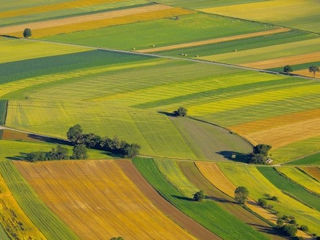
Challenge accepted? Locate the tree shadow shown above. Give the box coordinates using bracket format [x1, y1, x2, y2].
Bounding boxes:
[172, 195, 194, 201]
[28, 134, 72, 145]
[158, 111, 177, 117]
[216, 150, 250, 163]
[0, 34, 20, 39]
[205, 195, 235, 203]
[6, 152, 29, 161]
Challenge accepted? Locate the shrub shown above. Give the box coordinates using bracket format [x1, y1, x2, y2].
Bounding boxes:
[26, 145, 69, 161]
[299, 225, 308, 232]
[234, 186, 249, 204]
[193, 190, 205, 201]
[174, 107, 187, 117]
[282, 224, 297, 237]
[270, 196, 278, 201]
[23, 28, 32, 38]
[283, 65, 293, 74]
[258, 198, 267, 208]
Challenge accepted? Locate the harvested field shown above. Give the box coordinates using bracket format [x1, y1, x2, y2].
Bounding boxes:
[247, 117, 320, 149]
[301, 167, 320, 181]
[117, 160, 215, 240]
[137, 28, 289, 53]
[0, 0, 121, 19]
[15, 160, 195, 240]
[293, 69, 320, 78]
[2, 5, 192, 38]
[242, 51, 320, 69]
[178, 161, 284, 240]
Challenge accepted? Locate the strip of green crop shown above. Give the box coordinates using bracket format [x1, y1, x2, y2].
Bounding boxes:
[258, 167, 320, 211]
[0, 223, 10, 240]
[286, 152, 320, 165]
[0, 100, 8, 125]
[0, 160, 79, 240]
[133, 157, 269, 240]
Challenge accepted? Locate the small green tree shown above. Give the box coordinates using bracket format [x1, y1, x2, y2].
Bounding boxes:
[193, 190, 205, 201]
[72, 144, 87, 159]
[23, 28, 32, 38]
[67, 124, 83, 144]
[258, 198, 267, 208]
[175, 107, 187, 117]
[282, 224, 297, 237]
[309, 65, 320, 78]
[283, 65, 293, 74]
[234, 186, 249, 204]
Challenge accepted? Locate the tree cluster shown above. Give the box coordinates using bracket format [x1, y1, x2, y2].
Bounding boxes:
[274, 215, 299, 237]
[248, 144, 272, 164]
[26, 144, 87, 162]
[67, 124, 140, 158]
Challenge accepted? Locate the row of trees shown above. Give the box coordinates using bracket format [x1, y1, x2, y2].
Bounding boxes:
[26, 144, 87, 162]
[283, 65, 320, 77]
[67, 124, 140, 158]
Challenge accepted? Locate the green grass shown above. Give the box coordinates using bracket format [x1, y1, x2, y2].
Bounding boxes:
[0, 99, 8, 125]
[258, 167, 320, 211]
[133, 157, 269, 240]
[219, 163, 320, 235]
[159, 30, 317, 57]
[44, 13, 274, 50]
[0, 223, 10, 240]
[0, 159, 79, 240]
[287, 152, 320, 165]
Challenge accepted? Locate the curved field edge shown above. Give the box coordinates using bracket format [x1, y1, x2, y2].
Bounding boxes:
[0, 160, 79, 240]
[133, 157, 268, 240]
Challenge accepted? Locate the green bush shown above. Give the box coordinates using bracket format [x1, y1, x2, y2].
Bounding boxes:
[193, 190, 205, 201]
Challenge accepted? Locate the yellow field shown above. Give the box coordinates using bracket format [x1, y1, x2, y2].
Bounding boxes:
[242, 51, 320, 69]
[0, 0, 121, 19]
[0, 37, 89, 64]
[195, 162, 278, 224]
[14, 160, 195, 240]
[4, 5, 192, 38]
[137, 28, 290, 53]
[0, 172, 45, 240]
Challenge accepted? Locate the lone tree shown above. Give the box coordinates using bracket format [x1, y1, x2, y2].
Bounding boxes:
[283, 65, 293, 74]
[23, 28, 32, 38]
[175, 107, 187, 117]
[193, 190, 205, 201]
[67, 124, 83, 144]
[72, 144, 87, 159]
[309, 65, 320, 78]
[249, 144, 272, 164]
[234, 186, 249, 204]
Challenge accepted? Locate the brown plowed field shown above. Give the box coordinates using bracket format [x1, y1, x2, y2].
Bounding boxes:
[117, 160, 220, 240]
[137, 28, 290, 53]
[300, 167, 320, 181]
[14, 160, 195, 240]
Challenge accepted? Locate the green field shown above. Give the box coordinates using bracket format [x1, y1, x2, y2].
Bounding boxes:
[219, 163, 320, 235]
[258, 167, 320, 211]
[44, 13, 274, 50]
[0, 100, 7, 125]
[133, 157, 268, 240]
[0, 160, 79, 239]
[287, 152, 320, 165]
[0, 224, 10, 240]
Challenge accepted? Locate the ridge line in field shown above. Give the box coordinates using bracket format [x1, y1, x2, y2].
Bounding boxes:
[10, 36, 319, 82]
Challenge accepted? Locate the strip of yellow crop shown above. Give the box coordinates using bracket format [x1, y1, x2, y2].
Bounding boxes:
[137, 28, 290, 53]
[294, 69, 320, 78]
[0, 37, 89, 64]
[15, 160, 195, 239]
[0, 58, 165, 98]
[8, 7, 192, 38]
[0, 172, 46, 240]
[0, 0, 121, 19]
[188, 84, 320, 116]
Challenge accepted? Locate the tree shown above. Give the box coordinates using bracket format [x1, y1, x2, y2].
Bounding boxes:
[309, 65, 320, 78]
[249, 153, 268, 164]
[23, 28, 32, 38]
[282, 224, 297, 237]
[67, 124, 83, 144]
[175, 107, 187, 117]
[299, 225, 308, 232]
[72, 144, 87, 159]
[283, 65, 293, 74]
[193, 190, 205, 201]
[124, 144, 140, 158]
[234, 186, 249, 204]
[258, 198, 267, 208]
[253, 144, 272, 155]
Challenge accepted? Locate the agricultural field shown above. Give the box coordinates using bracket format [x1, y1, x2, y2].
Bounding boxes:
[0, 0, 320, 239]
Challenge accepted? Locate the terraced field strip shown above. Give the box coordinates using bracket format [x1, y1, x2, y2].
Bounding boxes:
[0, 100, 8, 125]
[242, 51, 320, 69]
[0, 168, 46, 240]
[137, 27, 290, 53]
[178, 161, 284, 240]
[15, 160, 195, 240]
[277, 167, 320, 195]
[2, 5, 192, 38]
[0, 0, 121, 18]
[133, 157, 269, 240]
[300, 167, 320, 181]
[258, 167, 320, 211]
[117, 160, 215, 240]
[0, 223, 9, 240]
[195, 162, 278, 224]
[0, 160, 79, 240]
[218, 163, 318, 237]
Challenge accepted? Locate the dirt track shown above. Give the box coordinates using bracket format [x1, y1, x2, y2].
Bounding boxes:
[0, 4, 173, 34]
[117, 160, 221, 240]
[137, 28, 290, 53]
